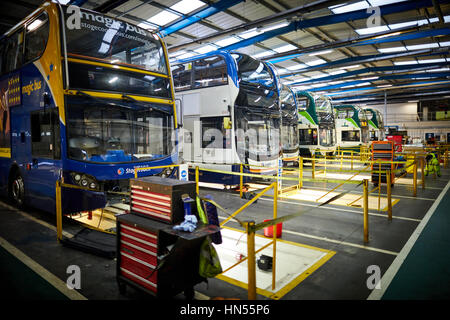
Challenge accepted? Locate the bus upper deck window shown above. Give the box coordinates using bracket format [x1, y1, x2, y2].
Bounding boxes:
[4, 29, 24, 73]
[194, 56, 227, 88]
[172, 63, 192, 91]
[24, 13, 49, 64]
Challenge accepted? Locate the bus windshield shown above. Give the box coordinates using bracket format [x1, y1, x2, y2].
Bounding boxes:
[280, 86, 299, 151]
[62, 6, 167, 74]
[66, 95, 174, 163]
[231, 53, 275, 89]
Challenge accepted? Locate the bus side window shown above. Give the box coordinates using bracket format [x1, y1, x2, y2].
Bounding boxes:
[4, 29, 24, 73]
[172, 63, 192, 91]
[194, 56, 227, 88]
[201, 116, 231, 149]
[24, 13, 49, 64]
[31, 108, 60, 159]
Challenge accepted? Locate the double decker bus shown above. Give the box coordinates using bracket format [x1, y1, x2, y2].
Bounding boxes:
[0, 2, 177, 214]
[172, 51, 281, 185]
[334, 104, 370, 149]
[295, 91, 336, 157]
[365, 107, 385, 141]
[279, 84, 299, 166]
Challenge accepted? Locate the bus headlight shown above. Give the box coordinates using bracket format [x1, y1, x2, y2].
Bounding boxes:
[70, 172, 100, 191]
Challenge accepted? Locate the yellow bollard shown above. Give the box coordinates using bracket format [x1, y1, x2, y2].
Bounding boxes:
[272, 182, 278, 291]
[386, 170, 392, 221]
[421, 157, 425, 189]
[195, 166, 199, 195]
[363, 179, 369, 243]
[413, 160, 417, 197]
[245, 221, 257, 300]
[55, 180, 63, 242]
[240, 163, 243, 199]
[312, 153, 316, 179]
[298, 156, 303, 189]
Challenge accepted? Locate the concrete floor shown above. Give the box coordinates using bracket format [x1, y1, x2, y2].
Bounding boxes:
[0, 166, 448, 300]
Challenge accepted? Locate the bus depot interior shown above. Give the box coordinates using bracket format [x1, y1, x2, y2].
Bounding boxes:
[0, 0, 449, 304]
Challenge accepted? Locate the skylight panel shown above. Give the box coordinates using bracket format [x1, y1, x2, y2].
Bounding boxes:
[406, 43, 439, 50]
[273, 44, 298, 53]
[305, 59, 326, 66]
[393, 61, 418, 65]
[215, 36, 241, 47]
[330, 1, 369, 14]
[355, 25, 390, 35]
[194, 44, 218, 54]
[170, 0, 205, 14]
[253, 51, 274, 58]
[377, 46, 407, 53]
[147, 10, 179, 26]
[429, 68, 450, 72]
[177, 52, 196, 60]
[328, 70, 346, 75]
[137, 22, 157, 31]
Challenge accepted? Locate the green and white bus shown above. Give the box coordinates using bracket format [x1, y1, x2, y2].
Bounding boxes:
[334, 104, 370, 150]
[295, 91, 336, 157]
[365, 107, 385, 141]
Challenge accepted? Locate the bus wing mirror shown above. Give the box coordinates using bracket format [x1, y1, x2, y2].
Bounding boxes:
[43, 92, 51, 106]
[175, 98, 183, 127]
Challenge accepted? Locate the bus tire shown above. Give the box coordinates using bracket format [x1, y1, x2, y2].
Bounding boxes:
[9, 171, 25, 208]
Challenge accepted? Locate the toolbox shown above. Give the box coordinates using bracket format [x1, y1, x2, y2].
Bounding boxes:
[371, 141, 395, 185]
[129, 176, 197, 224]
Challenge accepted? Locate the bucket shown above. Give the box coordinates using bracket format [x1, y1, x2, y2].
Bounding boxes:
[263, 219, 282, 238]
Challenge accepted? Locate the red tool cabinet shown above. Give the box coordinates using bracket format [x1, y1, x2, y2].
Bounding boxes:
[117, 176, 219, 299]
[371, 141, 395, 186]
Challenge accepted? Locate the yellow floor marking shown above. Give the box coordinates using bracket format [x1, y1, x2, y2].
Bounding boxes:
[214, 226, 335, 300]
[0, 236, 87, 300]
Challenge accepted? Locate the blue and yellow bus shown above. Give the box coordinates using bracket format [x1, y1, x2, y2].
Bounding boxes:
[0, 2, 178, 214]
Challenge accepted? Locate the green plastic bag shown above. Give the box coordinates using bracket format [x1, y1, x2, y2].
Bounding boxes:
[199, 237, 222, 278]
[196, 196, 208, 224]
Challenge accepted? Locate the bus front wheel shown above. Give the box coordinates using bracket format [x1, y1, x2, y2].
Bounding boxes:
[9, 173, 25, 208]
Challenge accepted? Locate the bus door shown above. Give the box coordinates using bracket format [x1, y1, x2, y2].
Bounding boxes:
[26, 105, 61, 209]
[179, 92, 202, 163]
[201, 116, 232, 164]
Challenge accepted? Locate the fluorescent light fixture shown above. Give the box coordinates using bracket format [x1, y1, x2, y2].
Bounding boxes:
[305, 59, 326, 66]
[388, 20, 418, 30]
[355, 82, 371, 87]
[377, 84, 392, 88]
[330, 1, 369, 14]
[215, 36, 241, 47]
[393, 61, 418, 65]
[55, 0, 70, 4]
[253, 51, 274, 58]
[408, 100, 419, 102]
[261, 22, 290, 32]
[273, 44, 298, 53]
[194, 44, 217, 54]
[429, 68, 450, 72]
[277, 69, 290, 75]
[170, 0, 205, 14]
[309, 50, 333, 56]
[378, 46, 407, 53]
[147, 10, 179, 26]
[239, 28, 262, 39]
[309, 73, 326, 79]
[368, 0, 407, 6]
[340, 65, 361, 69]
[439, 41, 450, 47]
[286, 64, 307, 70]
[361, 76, 379, 80]
[291, 85, 311, 90]
[328, 81, 344, 85]
[328, 70, 346, 75]
[355, 25, 389, 35]
[406, 43, 439, 50]
[310, 83, 326, 88]
[418, 58, 446, 64]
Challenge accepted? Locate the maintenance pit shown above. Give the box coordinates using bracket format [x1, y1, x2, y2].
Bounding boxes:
[0, 160, 448, 300]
